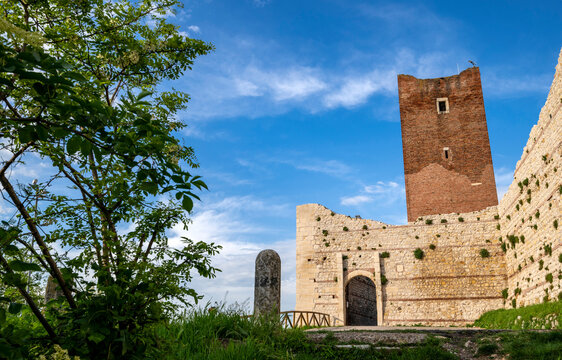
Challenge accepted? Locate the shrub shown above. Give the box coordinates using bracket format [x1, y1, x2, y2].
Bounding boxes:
[415, 235, 419, 239]
[342, 226, 348, 232]
[535, 211, 540, 219]
[496, 224, 501, 230]
[425, 219, 433, 225]
[501, 288, 508, 299]
[545, 273, 553, 283]
[322, 229, 328, 236]
[458, 217, 464, 222]
[357, 246, 361, 250]
[316, 216, 321, 221]
[429, 244, 436, 250]
[414, 248, 424, 260]
[539, 259, 544, 270]
[480, 249, 490, 258]
[512, 299, 517, 308]
[330, 211, 335, 216]
[501, 243, 507, 252]
[559, 253, 562, 263]
[380, 252, 390, 258]
[544, 244, 552, 256]
[362, 224, 368, 230]
[380, 275, 388, 285]
[554, 219, 559, 230]
[522, 178, 529, 186]
[494, 215, 500, 220]
[514, 288, 521, 296]
[440, 219, 447, 223]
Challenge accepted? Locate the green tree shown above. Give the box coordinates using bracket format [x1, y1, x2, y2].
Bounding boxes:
[0, 0, 219, 358]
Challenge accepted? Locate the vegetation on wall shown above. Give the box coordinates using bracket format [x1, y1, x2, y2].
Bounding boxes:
[414, 248, 424, 260]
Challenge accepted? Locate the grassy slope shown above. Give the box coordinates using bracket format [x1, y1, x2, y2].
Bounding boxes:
[473, 300, 562, 330]
[149, 307, 455, 360]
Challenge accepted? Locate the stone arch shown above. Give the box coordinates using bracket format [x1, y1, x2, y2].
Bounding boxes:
[345, 272, 377, 326]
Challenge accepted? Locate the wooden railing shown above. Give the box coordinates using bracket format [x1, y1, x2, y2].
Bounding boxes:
[279, 310, 331, 328]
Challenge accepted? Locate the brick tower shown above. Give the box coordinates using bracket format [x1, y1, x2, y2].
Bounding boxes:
[398, 67, 498, 222]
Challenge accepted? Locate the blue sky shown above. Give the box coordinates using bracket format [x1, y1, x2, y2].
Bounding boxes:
[168, 0, 561, 310]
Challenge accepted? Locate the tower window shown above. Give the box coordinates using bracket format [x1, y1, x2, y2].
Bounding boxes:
[436, 97, 449, 114]
[443, 147, 451, 160]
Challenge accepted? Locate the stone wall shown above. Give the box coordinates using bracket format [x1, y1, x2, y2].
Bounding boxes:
[497, 48, 562, 308]
[296, 204, 506, 326]
[295, 48, 562, 326]
[398, 68, 498, 222]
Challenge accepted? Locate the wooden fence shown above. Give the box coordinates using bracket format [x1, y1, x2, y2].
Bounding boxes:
[279, 310, 331, 328]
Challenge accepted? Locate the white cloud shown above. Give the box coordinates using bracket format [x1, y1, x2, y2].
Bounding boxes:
[293, 159, 351, 177]
[269, 69, 327, 101]
[233, 66, 327, 101]
[323, 69, 396, 108]
[341, 181, 405, 207]
[340, 195, 372, 206]
[494, 167, 514, 201]
[188, 25, 200, 33]
[167, 195, 296, 311]
[253, 0, 271, 7]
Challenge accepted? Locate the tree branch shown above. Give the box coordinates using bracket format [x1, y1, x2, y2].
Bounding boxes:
[0, 174, 76, 308]
[0, 252, 57, 341]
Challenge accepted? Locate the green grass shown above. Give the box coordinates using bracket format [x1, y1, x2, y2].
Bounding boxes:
[473, 300, 562, 329]
[148, 305, 458, 359]
[499, 331, 562, 360]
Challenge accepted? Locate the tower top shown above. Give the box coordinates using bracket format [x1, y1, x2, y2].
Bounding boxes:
[398, 67, 497, 222]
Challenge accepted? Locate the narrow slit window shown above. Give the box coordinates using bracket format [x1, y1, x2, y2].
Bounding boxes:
[443, 147, 451, 160]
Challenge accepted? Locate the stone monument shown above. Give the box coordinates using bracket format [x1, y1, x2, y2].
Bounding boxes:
[254, 249, 281, 315]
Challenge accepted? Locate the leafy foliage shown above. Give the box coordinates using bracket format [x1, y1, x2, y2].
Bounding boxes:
[0, 0, 219, 358]
[414, 248, 424, 260]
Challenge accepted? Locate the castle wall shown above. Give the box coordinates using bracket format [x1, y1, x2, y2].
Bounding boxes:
[497, 49, 562, 308]
[295, 48, 561, 326]
[398, 68, 498, 222]
[296, 204, 506, 326]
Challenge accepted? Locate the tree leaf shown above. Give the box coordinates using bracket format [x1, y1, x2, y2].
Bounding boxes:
[67, 135, 82, 154]
[182, 195, 193, 212]
[9, 259, 42, 272]
[137, 90, 152, 100]
[80, 138, 93, 156]
[8, 302, 22, 314]
[17, 126, 34, 143]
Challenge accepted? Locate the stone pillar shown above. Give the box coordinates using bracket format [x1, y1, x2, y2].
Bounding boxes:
[254, 249, 281, 316]
[44, 275, 63, 303]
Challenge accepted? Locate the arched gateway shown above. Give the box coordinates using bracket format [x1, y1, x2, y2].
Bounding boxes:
[345, 275, 377, 326]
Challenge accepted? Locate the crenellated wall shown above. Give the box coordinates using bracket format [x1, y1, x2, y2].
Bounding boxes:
[295, 47, 562, 326]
